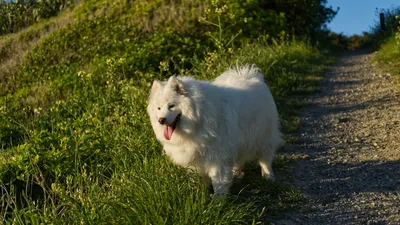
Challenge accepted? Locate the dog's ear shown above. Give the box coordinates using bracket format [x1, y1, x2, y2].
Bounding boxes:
[151, 80, 161, 93]
[167, 76, 187, 95]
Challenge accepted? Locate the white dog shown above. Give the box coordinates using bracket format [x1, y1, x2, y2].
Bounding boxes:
[147, 65, 283, 196]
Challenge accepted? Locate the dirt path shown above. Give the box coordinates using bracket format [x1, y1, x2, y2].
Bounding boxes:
[275, 50, 400, 224]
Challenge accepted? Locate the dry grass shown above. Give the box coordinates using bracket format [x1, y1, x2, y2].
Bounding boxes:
[143, 0, 207, 32]
[96, 0, 208, 33]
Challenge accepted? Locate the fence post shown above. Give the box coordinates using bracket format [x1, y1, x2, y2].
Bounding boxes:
[380, 13, 386, 30]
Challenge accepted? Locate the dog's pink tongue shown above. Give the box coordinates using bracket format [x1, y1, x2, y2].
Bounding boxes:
[163, 125, 175, 140]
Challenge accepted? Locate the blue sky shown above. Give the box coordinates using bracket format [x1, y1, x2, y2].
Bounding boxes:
[327, 0, 400, 36]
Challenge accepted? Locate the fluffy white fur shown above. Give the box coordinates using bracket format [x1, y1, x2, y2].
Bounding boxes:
[147, 65, 283, 196]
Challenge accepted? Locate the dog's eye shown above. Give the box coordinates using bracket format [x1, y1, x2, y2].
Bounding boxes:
[168, 104, 175, 109]
[157, 107, 161, 110]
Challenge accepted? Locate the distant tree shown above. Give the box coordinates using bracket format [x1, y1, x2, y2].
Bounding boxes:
[288, 0, 338, 37]
[261, 0, 338, 38]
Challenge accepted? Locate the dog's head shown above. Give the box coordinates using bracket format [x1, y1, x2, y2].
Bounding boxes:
[147, 76, 195, 142]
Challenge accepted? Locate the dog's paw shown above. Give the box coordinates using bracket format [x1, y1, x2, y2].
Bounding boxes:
[261, 171, 275, 181]
[213, 192, 227, 199]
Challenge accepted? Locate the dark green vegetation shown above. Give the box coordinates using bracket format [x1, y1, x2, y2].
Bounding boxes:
[1, 0, 339, 223]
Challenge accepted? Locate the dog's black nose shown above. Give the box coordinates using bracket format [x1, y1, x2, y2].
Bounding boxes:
[158, 117, 166, 125]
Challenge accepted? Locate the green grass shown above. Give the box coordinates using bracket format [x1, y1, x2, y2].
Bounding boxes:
[374, 36, 400, 78]
[0, 0, 337, 223]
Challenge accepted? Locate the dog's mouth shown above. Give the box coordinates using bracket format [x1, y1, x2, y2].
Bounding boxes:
[163, 113, 181, 140]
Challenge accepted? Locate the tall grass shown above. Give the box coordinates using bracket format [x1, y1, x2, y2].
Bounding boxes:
[0, 0, 74, 35]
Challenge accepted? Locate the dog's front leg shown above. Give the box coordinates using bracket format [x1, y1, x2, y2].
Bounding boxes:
[208, 165, 233, 197]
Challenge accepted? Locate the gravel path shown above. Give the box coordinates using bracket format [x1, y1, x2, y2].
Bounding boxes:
[275, 50, 400, 224]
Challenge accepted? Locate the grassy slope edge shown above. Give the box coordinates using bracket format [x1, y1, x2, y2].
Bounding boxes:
[0, 1, 337, 224]
[373, 36, 400, 78]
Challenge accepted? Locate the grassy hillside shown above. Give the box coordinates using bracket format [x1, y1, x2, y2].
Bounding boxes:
[1, 0, 337, 223]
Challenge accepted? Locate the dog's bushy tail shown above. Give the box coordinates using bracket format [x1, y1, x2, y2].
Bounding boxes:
[233, 64, 264, 81]
[214, 64, 265, 86]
